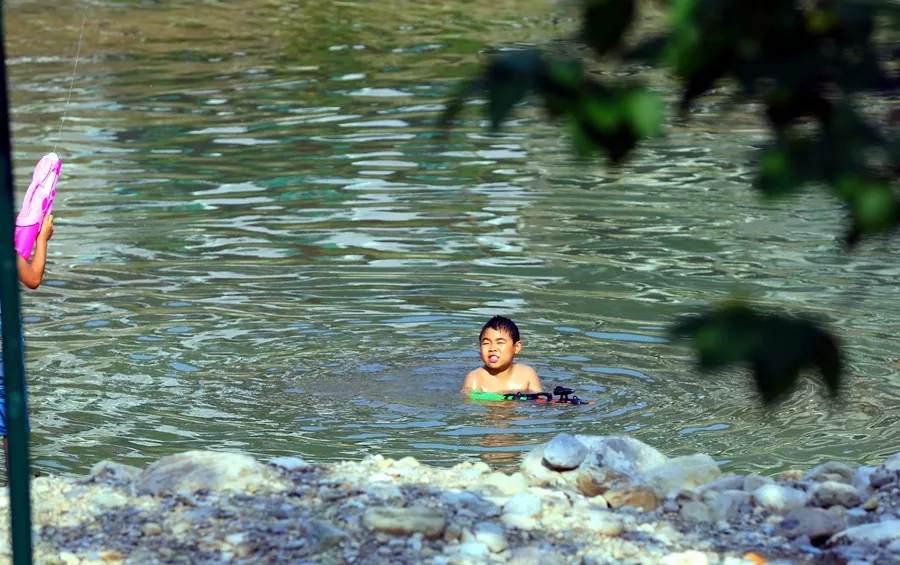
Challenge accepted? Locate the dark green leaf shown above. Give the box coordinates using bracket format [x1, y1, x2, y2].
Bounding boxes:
[672, 303, 843, 405]
[582, 0, 636, 56]
[621, 35, 671, 65]
[483, 51, 545, 129]
[439, 80, 482, 129]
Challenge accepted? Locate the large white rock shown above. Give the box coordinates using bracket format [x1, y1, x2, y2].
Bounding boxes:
[135, 450, 281, 496]
[574, 435, 669, 477]
[641, 454, 721, 496]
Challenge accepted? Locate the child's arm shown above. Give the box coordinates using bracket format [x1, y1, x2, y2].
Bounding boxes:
[460, 370, 479, 393]
[17, 214, 53, 290]
[524, 366, 543, 392]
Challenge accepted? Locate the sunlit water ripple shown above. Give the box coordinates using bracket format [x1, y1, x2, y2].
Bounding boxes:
[3, 0, 899, 475]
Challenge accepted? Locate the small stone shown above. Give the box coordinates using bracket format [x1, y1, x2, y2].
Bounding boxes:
[501, 513, 537, 530]
[363, 507, 446, 539]
[753, 484, 809, 514]
[520, 445, 568, 487]
[744, 474, 774, 492]
[508, 545, 563, 565]
[862, 496, 878, 511]
[584, 510, 624, 536]
[459, 542, 490, 557]
[604, 487, 660, 511]
[663, 499, 680, 513]
[659, 550, 708, 565]
[576, 467, 619, 498]
[680, 500, 715, 524]
[141, 523, 162, 536]
[474, 522, 508, 552]
[706, 490, 744, 522]
[408, 535, 423, 552]
[845, 508, 869, 526]
[396, 456, 420, 467]
[98, 552, 124, 563]
[777, 507, 846, 542]
[852, 466, 877, 493]
[224, 533, 245, 545]
[870, 469, 895, 489]
[59, 552, 81, 565]
[882, 453, 900, 473]
[268, 456, 311, 472]
[810, 481, 863, 509]
[804, 462, 855, 484]
[91, 492, 128, 508]
[503, 492, 542, 518]
[443, 523, 462, 543]
[828, 519, 900, 547]
[309, 520, 349, 548]
[542, 433, 587, 471]
[886, 539, 900, 553]
[778, 470, 804, 482]
[699, 475, 746, 492]
[82, 461, 141, 484]
[482, 471, 528, 495]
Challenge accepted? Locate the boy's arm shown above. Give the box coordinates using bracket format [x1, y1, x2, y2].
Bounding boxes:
[460, 370, 479, 393]
[525, 366, 543, 392]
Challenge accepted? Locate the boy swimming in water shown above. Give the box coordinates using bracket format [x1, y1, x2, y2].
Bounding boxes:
[460, 316, 543, 394]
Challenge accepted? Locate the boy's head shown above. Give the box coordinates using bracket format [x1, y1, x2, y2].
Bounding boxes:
[478, 316, 522, 372]
[479, 316, 520, 343]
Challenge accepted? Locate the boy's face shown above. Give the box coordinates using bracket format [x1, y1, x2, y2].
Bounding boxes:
[479, 327, 522, 372]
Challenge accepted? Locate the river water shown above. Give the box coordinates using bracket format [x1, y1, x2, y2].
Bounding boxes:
[4, 0, 900, 476]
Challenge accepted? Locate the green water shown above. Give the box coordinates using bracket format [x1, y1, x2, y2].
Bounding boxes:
[4, 0, 899, 476]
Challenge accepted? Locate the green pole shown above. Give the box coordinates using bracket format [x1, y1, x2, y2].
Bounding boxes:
[0, 3, 34, 565]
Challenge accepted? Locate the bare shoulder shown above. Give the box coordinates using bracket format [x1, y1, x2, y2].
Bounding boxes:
[513, 363, 539, 377]
[461, 367, 485, 392]
[465, 366, 488, 380]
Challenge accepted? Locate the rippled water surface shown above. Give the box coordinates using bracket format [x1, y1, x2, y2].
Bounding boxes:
[5, 0, 900, 476]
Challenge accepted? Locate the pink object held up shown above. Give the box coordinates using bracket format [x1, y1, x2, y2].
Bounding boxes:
[15, 153, 61, 260]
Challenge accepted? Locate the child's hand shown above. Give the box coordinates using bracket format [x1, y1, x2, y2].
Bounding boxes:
[37, 214, 54, 243]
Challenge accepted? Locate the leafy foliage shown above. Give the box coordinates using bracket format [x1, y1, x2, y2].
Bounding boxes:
[440, 0, 900, 403]
[440, 50, 662, 163]
[671, 302, 842, 404]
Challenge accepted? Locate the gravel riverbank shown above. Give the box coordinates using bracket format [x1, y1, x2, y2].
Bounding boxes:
[2, 434, 899, 564]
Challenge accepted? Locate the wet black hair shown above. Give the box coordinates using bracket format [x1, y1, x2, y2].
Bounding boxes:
[479, 316, 520, 343]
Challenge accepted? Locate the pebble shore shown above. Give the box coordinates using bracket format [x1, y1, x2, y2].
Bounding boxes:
[2, 434, 900, 564]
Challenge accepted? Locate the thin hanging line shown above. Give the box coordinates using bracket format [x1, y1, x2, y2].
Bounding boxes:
[53, 2, 88, 153]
